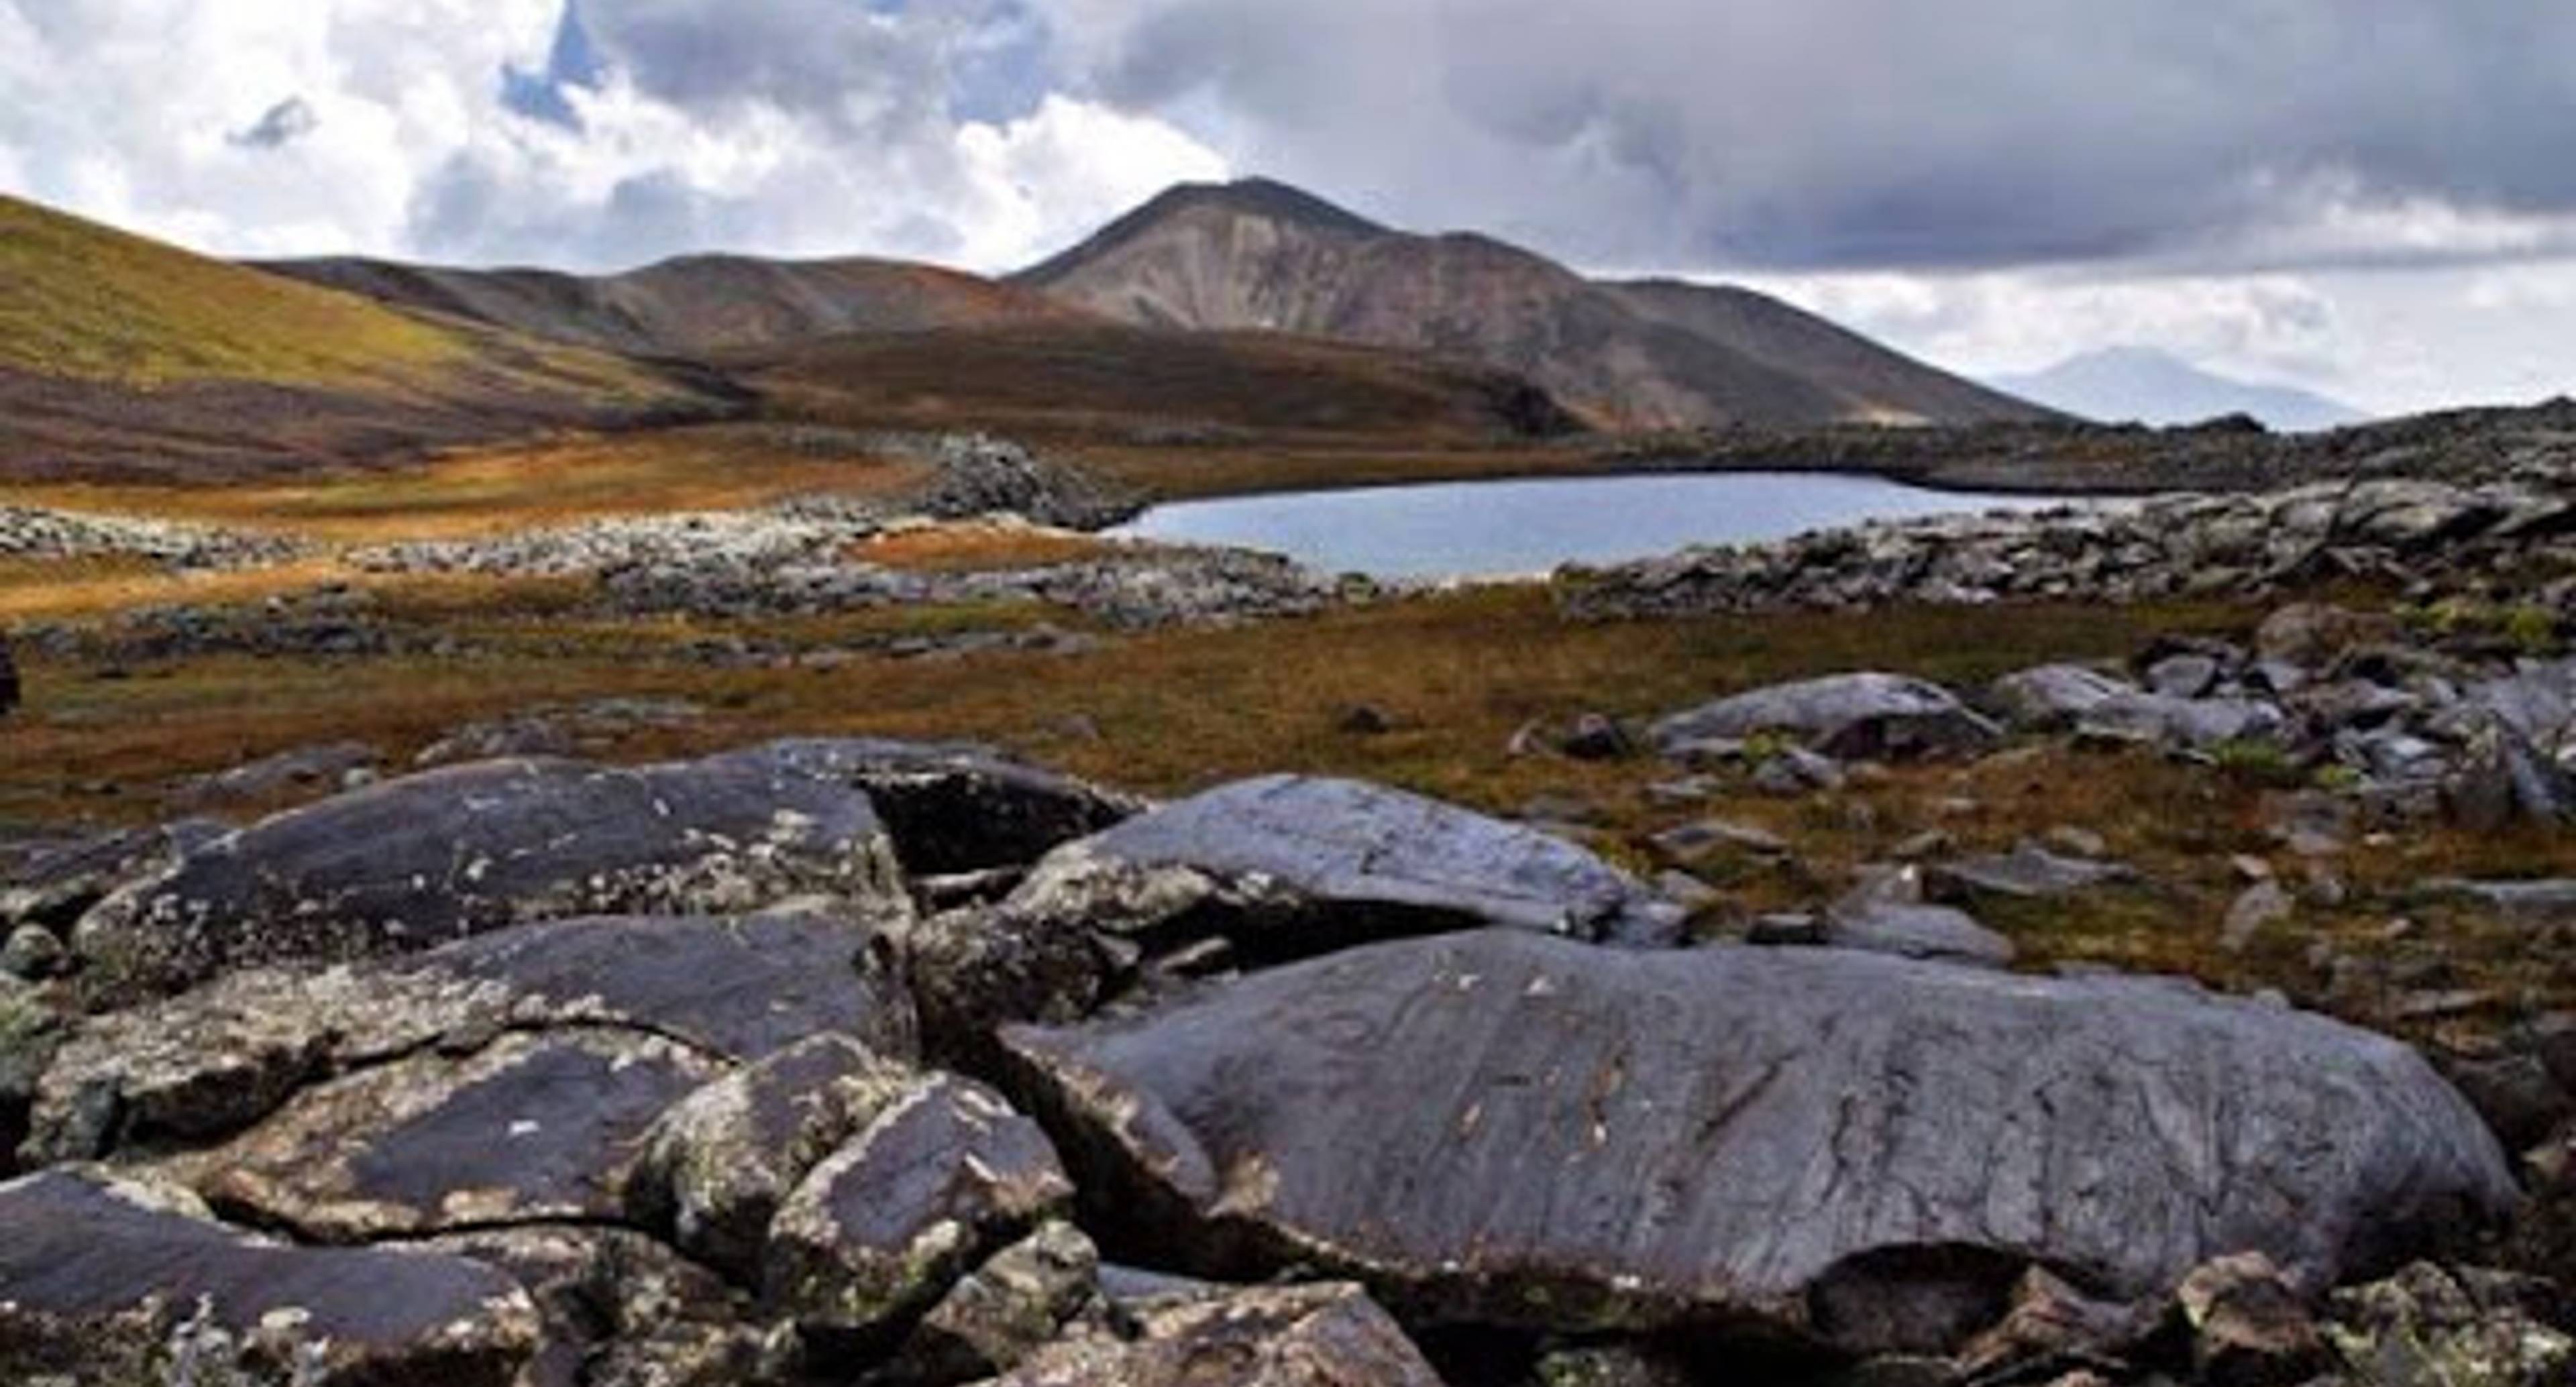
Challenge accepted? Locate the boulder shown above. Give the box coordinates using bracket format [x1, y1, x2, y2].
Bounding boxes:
[2076, 693, 2289, 752]
[2256, 604, 2400, 670]
[1652, 673, 2003, 763]
[628, 1033, 918, 1282]
[765, 1074, 1073, 1348]
[711, 738, 1142, 876]
[1988, 665, 2143, 732]
[28, 911, 914, 1164]
[920, 775, 1680, 1050]
[71, 754, 912, 1001]
[172, 740, 378, 810]
[423, 1223, 763, 1387]
[1001, 930, 2515, 1353]
[1826, 898, 2016, 969]
[159, 1028, 727, 1241]
[0, 1170, 540, 1386]
[987, 1282, 1445, 1387]
[889, 1219, 1102, 1385]
[0, 817, 228, 935]
[1923, 844, 2135, 905]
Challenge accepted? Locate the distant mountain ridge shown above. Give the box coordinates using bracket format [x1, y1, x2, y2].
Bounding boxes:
[1989, 347, 2366, 432]
[1012, 178, 2055, 430]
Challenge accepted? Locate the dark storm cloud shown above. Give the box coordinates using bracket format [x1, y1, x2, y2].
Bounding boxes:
[1065, 0, 2576, 272]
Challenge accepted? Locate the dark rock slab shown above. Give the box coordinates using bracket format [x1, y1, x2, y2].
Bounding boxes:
[27, 911, 913, 1164]
[767, 1074, 1073, 1348]
[714, 738, 1144, 876]
[0, 1170, 540, 1386]
[172, 740, 378, 810]
[70, 754, 912, 1001]
[989, 1282, 1445, 1387]
[0, 817, 227, 934]
[1924, 844, 2137, 905]
[1001, 930, 2514, 1352]
[1826, 899, 2016, 968]
[1652, 673, 2004, 763]
[162, 1029, 724, 1241]
[629, 1033, 918, 1282]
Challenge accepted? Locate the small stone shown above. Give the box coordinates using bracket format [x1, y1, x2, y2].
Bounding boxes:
[1650, 818, 1789, 864]
[2222, 881, 2296, 953]
[1334, 704, 1395, 736]
[1752, 746, 1845, 795]
[1560, 713, 1633, 761]
[1644, 776, 1722, 808]
[1654, 871, 1721, 911]
[2043, 826, 2108, 860]
[1, 924, 64, 981]
[2230, 854, 2276, 883]
[1888, 830, 1953, 862]
[1745, 913, 1826, 946]
[2174, 1252, 2330, 1387]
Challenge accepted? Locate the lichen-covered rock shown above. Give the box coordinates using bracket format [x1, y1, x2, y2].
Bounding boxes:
[714, 738, 1144, 876]
[987, 1281, 1444, 1387]
[70, 753, 912, 1001]
[0, 818, 227, 935]
[27, 911, 912, 1166]
[2325, 1262, 2575, 1387]
[1652, 673, 2004, 763]
[425, 1224, 771, 1387]
[922, 775, 1680, 1050]
[153, 1028, 722, 1241]
[765, 1074, 1073, 1349]
[629, 1034, 920, 1282]
[2174, 1252, 2331, 1387]
[1001, 930, 2515, 1353]
[885, 1219, 1102, 1385]
[0, 1170, 541, 1386]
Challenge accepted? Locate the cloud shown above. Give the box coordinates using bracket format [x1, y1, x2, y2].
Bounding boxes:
[0, 0, 1224, 271]
[1039, 0, 2576, 276]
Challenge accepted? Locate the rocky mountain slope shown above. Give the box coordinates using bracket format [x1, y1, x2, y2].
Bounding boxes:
[0, 195, 725, 484]
[266, 251, 1091, 357]
[1014, 178, 2055, 430]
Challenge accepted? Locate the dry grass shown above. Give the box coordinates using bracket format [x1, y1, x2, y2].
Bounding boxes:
[853, 523, 1116, 573]
[4, 426, 932, 544]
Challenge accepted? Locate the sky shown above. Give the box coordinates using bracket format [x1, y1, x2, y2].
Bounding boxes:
[3, 0, 2573, 417]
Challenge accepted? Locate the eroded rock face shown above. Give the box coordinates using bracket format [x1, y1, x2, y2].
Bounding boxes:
[1001, 930, 2515, 1353]
[0, 1170, 541, 1387]
[70, 754, 912, 1001]
[28, 911, 914, 1165]
[989, 1282, 1446, 1387]
[918, 775, 1681, 1053]
[1652, 673, 2004, 763]
[766, 1074, 1074, 1349]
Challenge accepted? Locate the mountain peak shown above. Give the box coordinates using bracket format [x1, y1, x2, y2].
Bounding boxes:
[1138, 177, 1389, 236]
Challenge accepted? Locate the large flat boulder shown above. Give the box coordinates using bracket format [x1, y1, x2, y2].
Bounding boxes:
[0, 1170, 540, 1386]
[1652, 672, 2004, 762]
[714, 738, 1144, 875]
[918, 775, 1680, 1051]
[1000, 931, 2514, 1353]
[28, 911, 914, 1165]
[70, 754, 912, 1001]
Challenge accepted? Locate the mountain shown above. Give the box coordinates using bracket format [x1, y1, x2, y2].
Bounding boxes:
[1012, 178, 2054, 430]
[264, 253, 1088, 358]
[1988, 347, 2367, 433]
[0, 193, 720, 483]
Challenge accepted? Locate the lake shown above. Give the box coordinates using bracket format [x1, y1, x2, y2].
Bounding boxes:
[1109, 471, 2067, 579]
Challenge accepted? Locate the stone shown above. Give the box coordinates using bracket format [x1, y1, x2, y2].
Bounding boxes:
[2257, 604, 2399, 669]
[2076, 693, 2289, 753]
[1000, 930, 2515, 1353]
[1924, 844, 2135, 905]
[1988, 665, 2140, 732]
[2430, 877, 2576, 926]
[1955, 1266, 2151, 1381]
[71, 753, 913, 1001]
[922, 775, 1683, 1050]
[0, 1170, 541, 1386]
[765, 1074, 1073, 1348]
[1532, 1342, 1698, 1386]
[888, 1219, 1101, 1385]
[1826, 897, 2017, 968]
[1560, 713, 1635, 761]
[2445, 713, 2576, 830]
[28, 911, 915, 1164]
[172, 741, 379, 810]
[2146, 653, 2224, 700]
[423, 1223, 762, 1387]
[2174, 1252, 2330, 1387]
[628, 1034, 918, 1282]
[2325, 1262, 2573, 1387]
[158, 1028, 727, 1241]
[1334, 703, 1395, 735]
[1652, 673, 2004, 763]
[0, 818, 227, 935]
[2044, 826, 2110, 860]
[1753, 745, 1848, 795]
[1, 924, 63, 980]
[2222, 881, 2296, 953]
[1649, 818, 1789, 864]
[710, 736, 1143, 880]
[985, 1282, 1444, 1387]
[2441, 1052, 2571, 1153]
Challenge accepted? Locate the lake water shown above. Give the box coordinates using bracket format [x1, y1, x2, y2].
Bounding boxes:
[1110, 471, 2065, 579]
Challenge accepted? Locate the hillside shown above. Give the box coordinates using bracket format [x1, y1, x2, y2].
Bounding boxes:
[0, 194, 722, 483]
[1014, 178, 2053, 430]
[1988, 346, 2368, 432]
[265, 252, 1091, 358]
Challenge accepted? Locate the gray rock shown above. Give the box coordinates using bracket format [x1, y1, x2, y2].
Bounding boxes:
[70, 754, 912, 1001]
[2444, 712, 2576, 830]
[1649, 818, 1789, 864]
[1988, 665, 2140, 732]
[423, 1223, 763, 1387]
[889, 1219, 1102, 1385]
[1924, 844, 2135, 904]
[1652, 673, 2003, 763]
[2147, 653, 2224, 700]
[2222, 881, 2296, 953]
[710, 738, 1142, 877]
[2173, 1252, 2330, 1387]
[2325, 1262, 2573, 1387]
[2257, 604, 2398, 669]
[1752, 745, 1849, 795]
[0, 1170, 541, 1386]
[1000, 930, 2514, 1353]
[2429, 878, 2576, 926]
[629, 1034, 919, 1282]
[2077, 692, 2288, 752]
[0, 817, 227, 935]
[767, 1074, 1073, 1348]
[1, 924, 62, 981]
[1827, 896, 2017, 968]
[28, 910, 914, 1165]
[172, 740, 378, 810]
[923, 775, 1682, 1050]
[986, 1282, 1444, 1387]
